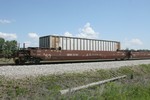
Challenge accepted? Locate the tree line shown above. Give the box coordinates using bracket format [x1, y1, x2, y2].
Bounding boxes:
[0, 37, 18, 58]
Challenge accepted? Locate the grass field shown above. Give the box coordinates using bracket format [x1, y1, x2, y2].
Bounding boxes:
[0, 64, 150, 99]
[0, 58, 14, 64]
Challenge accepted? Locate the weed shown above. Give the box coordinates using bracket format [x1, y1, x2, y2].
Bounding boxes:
[1, 64, 150, 99]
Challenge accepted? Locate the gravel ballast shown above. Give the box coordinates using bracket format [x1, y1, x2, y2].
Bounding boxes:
[0, 60, 150, 79]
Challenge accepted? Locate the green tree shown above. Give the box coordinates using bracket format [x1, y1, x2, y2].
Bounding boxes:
[2, 40, 18, 58]
[0, 38, 5, 52]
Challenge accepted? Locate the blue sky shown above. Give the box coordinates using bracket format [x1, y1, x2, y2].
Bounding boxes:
[0, 0, 150, 49]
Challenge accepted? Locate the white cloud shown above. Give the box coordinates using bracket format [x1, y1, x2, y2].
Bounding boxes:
[0, 32, 17, 40]
[64, 32, 73, 37]
[130, 38, 143, 45]
[123, 38, 143, 49]
[0, 19, 11, 24]
[77, 23, 99, 39]
[28, 33, 39, 40]
[63, 22, 99, 39]
[26, 33, 39, 47]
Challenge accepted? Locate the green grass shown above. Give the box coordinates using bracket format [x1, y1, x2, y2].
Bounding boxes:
[1, 64, 150, 99]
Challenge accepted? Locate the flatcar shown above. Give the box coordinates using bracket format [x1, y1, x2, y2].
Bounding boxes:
[13, 35, 150, 64]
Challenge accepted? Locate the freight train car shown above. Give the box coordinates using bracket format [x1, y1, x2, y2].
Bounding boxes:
[14, 35, 128, 64]
[14, 48, 128, 64]
[13, 35, 150, 64]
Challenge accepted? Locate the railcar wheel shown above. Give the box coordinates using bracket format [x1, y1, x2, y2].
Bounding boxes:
[15, 59, 20, 65]
[34, 59, 40, 64]
[20, 60, 25, 64]
[115, 58, 118, 61]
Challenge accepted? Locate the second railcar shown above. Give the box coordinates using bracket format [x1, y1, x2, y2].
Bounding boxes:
[130, 51, 150, 59]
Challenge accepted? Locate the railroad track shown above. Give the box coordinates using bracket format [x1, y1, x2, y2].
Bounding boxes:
[0, 59, 115, 66]
[0, 58, 150, 67]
